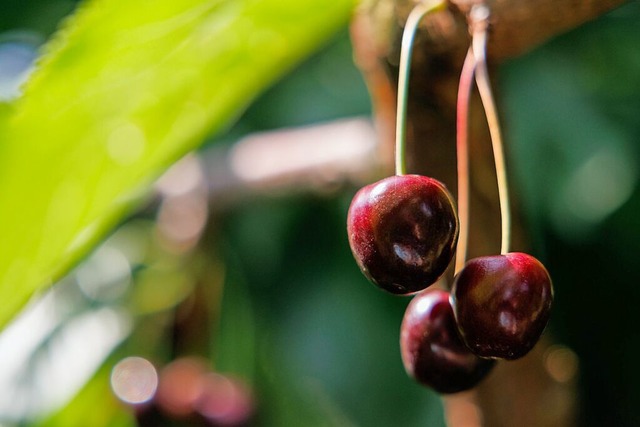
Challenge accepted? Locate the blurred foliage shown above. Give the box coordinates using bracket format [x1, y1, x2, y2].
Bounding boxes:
[502, 2, 640, 425]
[1, 0, 640, 426]
[32, 361, 137, 427]
[0, 0, 356, 329]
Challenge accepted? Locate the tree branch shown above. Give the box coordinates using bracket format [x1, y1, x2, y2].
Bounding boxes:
[455, 0, 628, 60]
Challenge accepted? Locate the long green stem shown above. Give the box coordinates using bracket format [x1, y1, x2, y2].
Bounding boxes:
[471, 5, 512, 255]
[395, 0, 446, 176]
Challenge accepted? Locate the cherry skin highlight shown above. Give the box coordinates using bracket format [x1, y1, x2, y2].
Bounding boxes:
[347, 175, 459, 294]
[451, 252, 554, 360]
[400, 289, 495, 393]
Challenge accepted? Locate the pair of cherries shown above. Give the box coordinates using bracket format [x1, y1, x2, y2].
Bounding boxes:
[347, 174, 553, 394]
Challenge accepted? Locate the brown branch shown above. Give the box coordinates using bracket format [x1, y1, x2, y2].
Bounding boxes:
[456, 0, 628, 60]
[383, 0, 628, 62]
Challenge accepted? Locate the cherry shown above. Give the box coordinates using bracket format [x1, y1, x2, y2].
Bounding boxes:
[451, 252, 554, 360]
[347, 175, 459, 294]
[400, 288, 495, 393]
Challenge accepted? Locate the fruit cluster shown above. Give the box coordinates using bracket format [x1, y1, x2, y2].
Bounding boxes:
[347, 175, 554, 393]
[346, 0, 553, 395]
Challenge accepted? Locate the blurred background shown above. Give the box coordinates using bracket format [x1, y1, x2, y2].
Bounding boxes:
[0, 0, 639, 426]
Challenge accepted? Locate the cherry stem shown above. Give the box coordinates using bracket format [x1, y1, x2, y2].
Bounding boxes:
[470, 4, 512, 255]
[395, 0, 446, 176]
[454, 47, 476, 273]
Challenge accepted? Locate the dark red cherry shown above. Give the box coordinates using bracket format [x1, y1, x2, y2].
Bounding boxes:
[347, 175, 459, 294]
[451, 252, 554, 360]
[400, 288, 495, 393]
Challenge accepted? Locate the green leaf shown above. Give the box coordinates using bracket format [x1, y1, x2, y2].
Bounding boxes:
[31, 359, 137, 427]
[0, 0, 356, 328]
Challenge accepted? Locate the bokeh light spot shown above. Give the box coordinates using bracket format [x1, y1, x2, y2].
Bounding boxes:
[157, 194, 208, 250]
[196, 373, 254, 426]
[75, 245, 131, 301]
[156, 357, 208, 418]
[111, 357, 158, 405]
[553, 145, 638, 238]
[544, 345, 579, 384]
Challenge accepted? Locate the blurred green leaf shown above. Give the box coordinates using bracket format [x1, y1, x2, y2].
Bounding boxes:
[0, 0, 356, 328]
[31, 362, 136, 427]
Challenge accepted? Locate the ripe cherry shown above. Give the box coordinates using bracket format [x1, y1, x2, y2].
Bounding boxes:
[400, 288, 495, 393]
[347, 175, 459, 294]
[451, 252, 554, 360]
